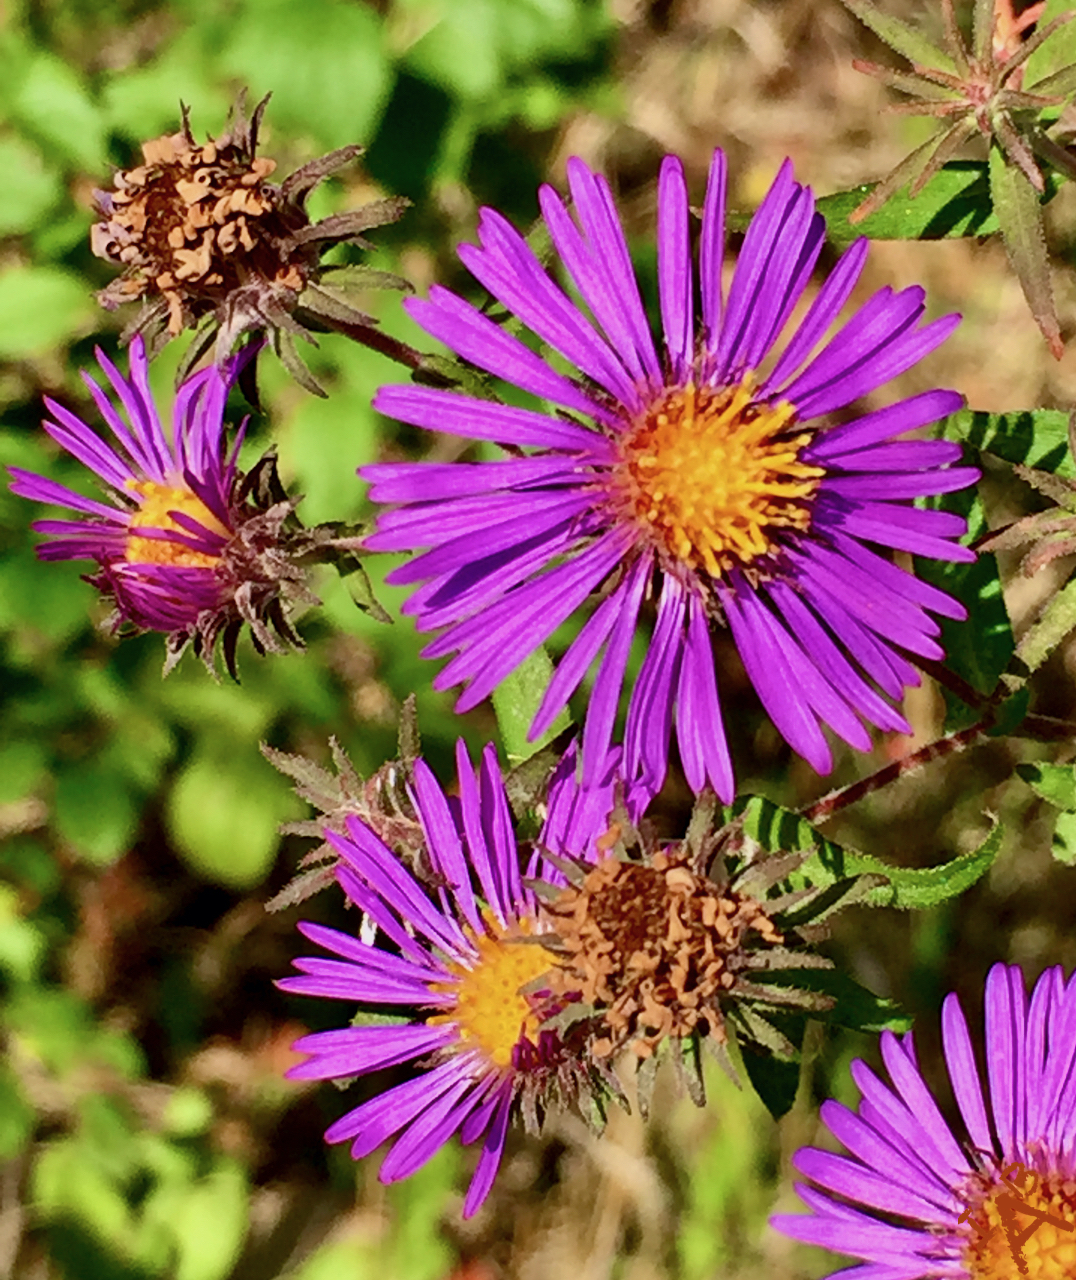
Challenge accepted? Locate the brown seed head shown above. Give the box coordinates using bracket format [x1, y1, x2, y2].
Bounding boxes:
[91, 95, 409, 385]
[542, 851, 783, 1059]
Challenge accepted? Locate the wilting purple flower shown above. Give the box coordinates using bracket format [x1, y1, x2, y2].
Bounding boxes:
[279, 741, 585, 1217]
[9, 336, 321, 672]
[771, 963, 1076, 1277]
[365, 149, 978, 800]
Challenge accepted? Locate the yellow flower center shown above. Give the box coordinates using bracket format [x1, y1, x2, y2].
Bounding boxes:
[125, 480, 229, 567]
[613, 379, 823, 577]
[431, 924, 558, 1071]
[961, 1162, 1076, 1278]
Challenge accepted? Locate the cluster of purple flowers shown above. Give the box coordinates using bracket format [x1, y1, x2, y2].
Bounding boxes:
[22, 137, 1073, 1272]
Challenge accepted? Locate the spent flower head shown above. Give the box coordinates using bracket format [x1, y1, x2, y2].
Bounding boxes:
[91, 93, 409, 393]
[843, 0, 1076, 356]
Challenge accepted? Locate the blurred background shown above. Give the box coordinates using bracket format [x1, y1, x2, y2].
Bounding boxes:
[3, 0, 1076, 1276]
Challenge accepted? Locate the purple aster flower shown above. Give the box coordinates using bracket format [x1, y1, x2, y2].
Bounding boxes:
[278, 740, 589, 1217]
[9, 336, 322, 673]
[364, 150, 979, 800]
[771, 963, 1076, 1278]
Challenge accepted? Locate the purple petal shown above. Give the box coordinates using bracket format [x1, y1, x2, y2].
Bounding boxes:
[657, 155, 693, 379]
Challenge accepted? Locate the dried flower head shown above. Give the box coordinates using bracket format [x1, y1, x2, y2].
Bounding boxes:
[91, 93, 409, 392]
[543, 849, 784, 1058]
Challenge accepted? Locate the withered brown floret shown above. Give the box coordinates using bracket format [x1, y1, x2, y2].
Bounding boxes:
[543, 850, 783, 1059]
[91, 93, 409, 392]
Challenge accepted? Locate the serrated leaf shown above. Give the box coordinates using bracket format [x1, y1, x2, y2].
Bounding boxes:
[990, 143, 1062, 357]
[1018, 761, 1076, 809]
[774, 874, 889, 928]
[739, 797, 1002, 910]
[1017, 574, 1076, 671]
[837, 0, 957, 73]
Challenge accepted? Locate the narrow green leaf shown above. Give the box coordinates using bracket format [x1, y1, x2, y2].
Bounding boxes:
[491, 646, 571, 765]
[838, 0, 957, 73]
[989, 143, 1062, 358]
[762, 969, 912, 1034]
[1017, 761, 1076, 809]
[739, 796, 1002, 910]
[1017, 574, 1076, 671]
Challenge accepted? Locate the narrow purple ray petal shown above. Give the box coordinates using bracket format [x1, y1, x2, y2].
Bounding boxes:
[363, 457, 583, 504]
[657, 155, 694, 379]
[286, 1025, 455, 1081]
[676, 590, 735, 800]
[404, 291, 619, 426]
[766, 238, 870, 391]
[412, 758, 481, 932]
[462, 1086, 512, 1217]
[807, 390, 965, 460]
[373, 383, 611, 454]
[624, 573, 685, 794]
[581, 556, 649, 786]
[479, 743, 523, 911]
[699, 149, 727, 346]
[461, 210, 639, 407]
[565, 157, 661, 385]
[454, 739, 507, 922]
[379, 1076, 478, 1182]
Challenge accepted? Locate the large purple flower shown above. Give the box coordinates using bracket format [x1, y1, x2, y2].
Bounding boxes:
[365, 150, 979, 799]
[279, 741, 584, 1217]
[9, 336, 315, 671]
[771, 964, 1076, 1278]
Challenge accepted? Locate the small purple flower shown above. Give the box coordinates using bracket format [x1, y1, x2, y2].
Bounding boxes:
[9, 336, 318, 673]
[771, 963, 1076, 1278]
[279, 741, 582, 1217]
[365, 149, 979, 800]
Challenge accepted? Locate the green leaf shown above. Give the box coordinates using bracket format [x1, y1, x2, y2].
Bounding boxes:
[0, 137, 63, 236]
[0, 265, 92, 358]
[54, 762, 139, 866]
[0, 740, 46, 804]
[1017, 574, 1076, 672]
[166, 749, 297, 889]
[8, 50, 108, 170]
[763, 968, 911, 1034]
[1051, 809, 1076, 865]
[989, 143, 1062, 358]
[219, 0, 393, 149]
[940, 407, 1076, 476]
[1018, 760, 1076, 809]
[837, 0, 957, 73]
[815, 162, 1032, 246]
[1024, 0, 1076, 86]
[491, 644, 571, 764]
[739, 796, 1002, 910]
[170, 1160, 249, 1280]
[917, 487, 1014, 701]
